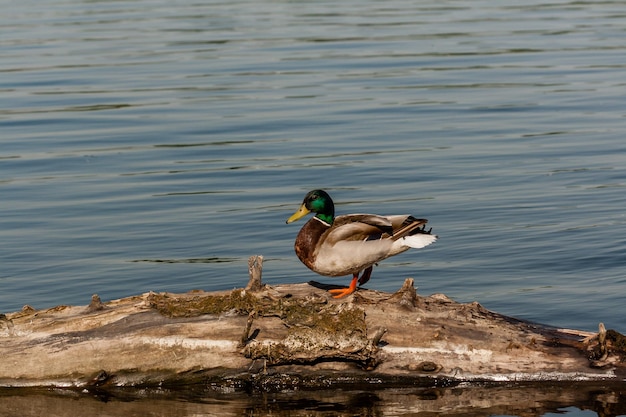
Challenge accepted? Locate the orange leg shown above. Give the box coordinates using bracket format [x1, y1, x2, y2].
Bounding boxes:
[328, 274, 359, 299]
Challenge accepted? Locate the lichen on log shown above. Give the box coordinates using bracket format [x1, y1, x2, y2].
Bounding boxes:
[0, 255, 625, 392]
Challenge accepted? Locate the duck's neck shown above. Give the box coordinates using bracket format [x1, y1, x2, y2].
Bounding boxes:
[315, 212, 334, 225]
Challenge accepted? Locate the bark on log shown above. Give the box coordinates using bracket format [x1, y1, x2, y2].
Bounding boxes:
[1, 256, 625, 392]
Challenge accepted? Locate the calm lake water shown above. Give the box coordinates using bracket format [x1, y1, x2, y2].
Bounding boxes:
[1, 0, 625, 415]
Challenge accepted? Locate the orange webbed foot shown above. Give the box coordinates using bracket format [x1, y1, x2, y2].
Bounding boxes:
[328, 286, 356, 298]
[328, 275, 358, 299]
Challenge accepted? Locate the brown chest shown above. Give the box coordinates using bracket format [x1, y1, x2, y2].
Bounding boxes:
[293, 218, 329, 269]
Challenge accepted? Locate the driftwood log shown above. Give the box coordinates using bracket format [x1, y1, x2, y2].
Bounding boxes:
[1, 255, 625, 392]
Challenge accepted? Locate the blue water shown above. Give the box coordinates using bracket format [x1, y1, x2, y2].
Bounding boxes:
[2, 0, 626, 415]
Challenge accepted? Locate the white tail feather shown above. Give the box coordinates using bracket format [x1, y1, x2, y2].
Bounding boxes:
[400, 233, 438, 249]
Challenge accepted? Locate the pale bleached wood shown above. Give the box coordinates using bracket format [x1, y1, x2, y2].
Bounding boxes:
[1, 257, 624, 391]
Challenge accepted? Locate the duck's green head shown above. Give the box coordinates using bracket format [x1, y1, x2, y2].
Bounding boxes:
[286, 189, 335, 225]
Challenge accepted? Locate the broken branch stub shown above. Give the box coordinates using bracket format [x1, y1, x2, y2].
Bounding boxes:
[246, 255, 264, 291]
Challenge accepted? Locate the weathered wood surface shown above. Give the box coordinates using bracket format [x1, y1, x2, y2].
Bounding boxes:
[1, 256, 624, 391]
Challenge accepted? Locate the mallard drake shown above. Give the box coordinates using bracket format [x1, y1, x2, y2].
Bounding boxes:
[286, 189, 437, 298]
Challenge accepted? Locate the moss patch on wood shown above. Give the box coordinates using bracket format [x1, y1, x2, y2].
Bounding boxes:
[147, 289, 367, 336]
[147, 290, 258, 318]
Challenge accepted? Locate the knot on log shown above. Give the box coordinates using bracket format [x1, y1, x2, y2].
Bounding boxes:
[0, 314, 15, 337]
[407, 361, 443, 373]
[85, 370, 112, 388]
[85, 294, 106, 313]
[388, 278, 419, 310]
[589, 323, 626, 368]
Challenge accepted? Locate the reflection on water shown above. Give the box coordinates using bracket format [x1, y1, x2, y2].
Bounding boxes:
[1, 384, 625, 417]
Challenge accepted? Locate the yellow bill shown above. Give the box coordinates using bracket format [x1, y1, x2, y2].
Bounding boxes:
[286, 204, 311, 224]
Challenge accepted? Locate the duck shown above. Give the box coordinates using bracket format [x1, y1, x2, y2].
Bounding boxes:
[286, 189, 437, 298]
